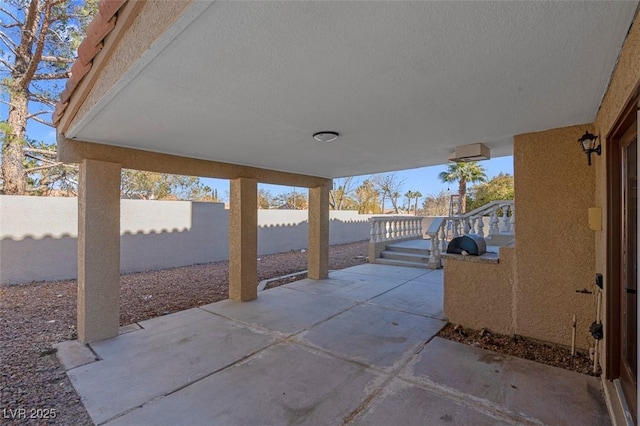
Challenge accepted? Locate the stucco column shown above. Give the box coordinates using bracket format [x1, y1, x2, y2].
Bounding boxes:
[77, 159, 121, 344]
[229, 177, 258, 301]
[308, 184, 330, 279]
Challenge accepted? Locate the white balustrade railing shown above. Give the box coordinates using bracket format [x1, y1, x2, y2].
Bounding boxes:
[369, 216, 424, 244]
[367, 201, 514, 269]
[426, 200, 515, 269]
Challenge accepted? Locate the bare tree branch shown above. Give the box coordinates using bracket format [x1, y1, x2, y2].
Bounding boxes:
[32, 71, 69, 80]
[0, 30, 18, 55]
[22, 1, 53, 87]
[0, 22, 21, 29]
[24, 152, 58, 163]
[26, 110, 51, 119]
[28, 115, 54, 127]
[25, 162, 63, 173]
[27, 92, 56, 107]
[46, 27, 67, 45]
[0, 6, 22, 26]
[23, 147, 57, 156]
[0, 57, 13, 70]
[22, 0, 39, 48]
[40, 56, 75, 63]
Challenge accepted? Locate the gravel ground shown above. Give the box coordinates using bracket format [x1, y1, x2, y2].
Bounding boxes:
[437, 323, 598, 376]
[0, 241, 368, 425]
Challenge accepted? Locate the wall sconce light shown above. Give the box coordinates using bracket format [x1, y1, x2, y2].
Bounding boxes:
[578, 131, 600, 166]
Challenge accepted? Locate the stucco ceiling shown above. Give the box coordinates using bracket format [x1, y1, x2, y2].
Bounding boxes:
[67, 1, 638, 179]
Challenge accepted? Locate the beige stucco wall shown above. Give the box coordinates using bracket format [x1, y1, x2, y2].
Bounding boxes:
[593, 11, 640, 375]
[513, 124, 596, 349]
[443, 246, 516, 336]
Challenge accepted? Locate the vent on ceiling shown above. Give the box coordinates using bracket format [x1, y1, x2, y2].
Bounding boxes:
[448, 143, 490, 162]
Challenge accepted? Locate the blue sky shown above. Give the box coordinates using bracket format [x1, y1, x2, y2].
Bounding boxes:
[208, 155, 514, 204]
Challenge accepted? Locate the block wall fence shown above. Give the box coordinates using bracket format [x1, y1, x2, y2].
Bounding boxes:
[0, 196, 375, 285]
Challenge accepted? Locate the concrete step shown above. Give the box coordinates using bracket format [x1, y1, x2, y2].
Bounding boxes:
[380, 250, 429, 263]
[375, 258, 428, 269]
[385, 241, 432, 255]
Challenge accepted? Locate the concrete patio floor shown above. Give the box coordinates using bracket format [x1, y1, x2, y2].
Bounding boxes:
[57, 264, 610, 425]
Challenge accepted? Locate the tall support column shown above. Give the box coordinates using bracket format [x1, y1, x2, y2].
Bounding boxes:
[308, 183, 330, 279]
[77, 159, 121, 344]
[229, 177, 258, 301]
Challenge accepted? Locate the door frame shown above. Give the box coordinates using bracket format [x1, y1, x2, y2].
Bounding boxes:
[605, 88, 638, 414]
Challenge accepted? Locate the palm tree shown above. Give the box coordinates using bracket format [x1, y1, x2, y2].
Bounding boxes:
[438, 162, 487, 214]
[413, 191, 422, 215]
[391, 191, 402, 213]
[404, 190, 414, 212]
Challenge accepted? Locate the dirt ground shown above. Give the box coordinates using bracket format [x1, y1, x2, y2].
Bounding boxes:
[437, 323, 598, 376]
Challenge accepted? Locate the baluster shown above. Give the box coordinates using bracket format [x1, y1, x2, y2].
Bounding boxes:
[440, 221, 447, 253]
[477, 216, 485, 237]
[501, 204, 510, 233]
[401, 219, 407, 237]
[489, 207, 500, 235]
[463, 218, 471, 234]
[391, 220, 397, 239]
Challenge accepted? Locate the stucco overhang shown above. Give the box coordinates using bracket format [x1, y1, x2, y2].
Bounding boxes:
[56, 0, 639, 178]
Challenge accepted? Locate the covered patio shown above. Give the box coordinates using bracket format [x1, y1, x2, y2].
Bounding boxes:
[56, 264, 607, 425]
[51, 0, 640, 423]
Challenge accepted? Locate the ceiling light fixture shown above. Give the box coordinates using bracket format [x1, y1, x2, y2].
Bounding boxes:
[578, 131, 600, 166]
[313, 131, 339, 142]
